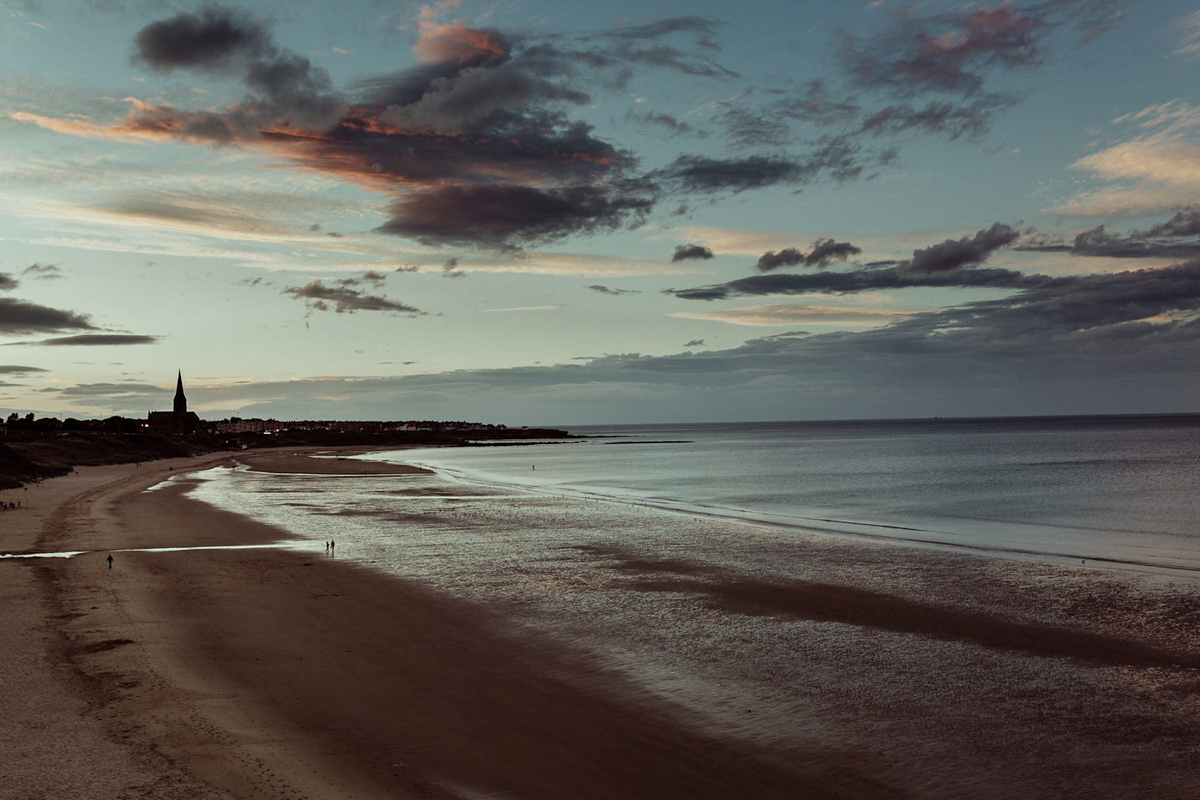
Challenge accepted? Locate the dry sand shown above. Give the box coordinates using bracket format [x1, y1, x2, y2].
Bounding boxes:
[0, 451, 851, 799]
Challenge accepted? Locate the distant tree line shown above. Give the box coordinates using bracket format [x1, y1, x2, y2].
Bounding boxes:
[4, 413, 142, 434]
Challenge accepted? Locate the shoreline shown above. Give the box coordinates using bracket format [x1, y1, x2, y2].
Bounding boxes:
[6, 447, 1200, 798]
[1, 449, 846, 799]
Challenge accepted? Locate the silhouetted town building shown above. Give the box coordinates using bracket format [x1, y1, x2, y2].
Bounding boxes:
[147, 371, 200, 434]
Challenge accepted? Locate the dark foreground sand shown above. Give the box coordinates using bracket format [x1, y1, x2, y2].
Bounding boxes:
[3, 450, 1199, 799]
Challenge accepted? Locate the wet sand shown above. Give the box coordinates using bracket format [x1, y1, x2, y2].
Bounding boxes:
[234, 448, 431, 476]
[4, 449, 1199, 798]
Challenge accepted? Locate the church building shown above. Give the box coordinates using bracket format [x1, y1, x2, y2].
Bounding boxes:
[147, 371, 201, 434]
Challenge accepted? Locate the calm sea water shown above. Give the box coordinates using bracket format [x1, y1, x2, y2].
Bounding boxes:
[371, 415, 1200, 575]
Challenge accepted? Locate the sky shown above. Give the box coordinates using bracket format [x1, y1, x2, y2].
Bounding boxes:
[2, 0, 1200, 426]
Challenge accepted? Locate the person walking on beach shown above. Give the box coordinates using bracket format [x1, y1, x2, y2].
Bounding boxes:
[106, 554, 113, 569]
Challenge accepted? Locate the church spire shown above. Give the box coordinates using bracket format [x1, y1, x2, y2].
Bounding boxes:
[173, 370, 187, 423]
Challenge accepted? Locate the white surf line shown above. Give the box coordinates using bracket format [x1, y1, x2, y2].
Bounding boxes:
[1, 540, 326, 560]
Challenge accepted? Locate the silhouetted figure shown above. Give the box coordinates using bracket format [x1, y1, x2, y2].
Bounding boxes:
[106, 554, 113, 569]
[330, 540, 335, 553]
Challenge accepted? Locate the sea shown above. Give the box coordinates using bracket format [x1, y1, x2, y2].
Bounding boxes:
[175, 414, 1200, 797]
[386, 414, 1200, 575]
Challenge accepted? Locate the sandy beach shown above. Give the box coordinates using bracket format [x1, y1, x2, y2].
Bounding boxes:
[4, 449, 1199, 799]
[1, 452, 838, 799]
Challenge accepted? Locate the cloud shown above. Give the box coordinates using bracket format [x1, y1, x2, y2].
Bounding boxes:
[836, 1, 1121, 142]
[183, 260, 1200, 423]
[133, 6, 270, 71]
[684, 339, 705, 347]
[95, 6, 745, 251]
[587, 284, 639, 296]
[21, 263, 62, 280]
[840, 3, 1048, 98]
[1056, 101, 1200, 216]
[1143, 209, 1200, 238]
[283, 280, 422, 314]
[1018, 210, 1200, 261]
[27, 334, 158, 346]
[650, 137, 886, 194]
[628, 110, 699, 136]
[4, 111, 134, 140]
[906, 222, 1020, 274]
[0, 298, 95, 335]
[376, 184, 654, 249]
[651, 154, 804, 193]
[54, 381, 169, 397]
[593, 17, 737, 79]
[1175, 9, 1200, 60]
[860, 98, 1016, 140]
[0, 365, 48, 374]
[672, 243, 714, 262]
[0, 273, 17, 292]
[757, 238, 862, 271]
[669, 264, 1040, 301]
[7, 2, 1109, 260]
[132, 5, 341, 131]
[672, 304, 917, 326]
[669, 224, 1031, 300]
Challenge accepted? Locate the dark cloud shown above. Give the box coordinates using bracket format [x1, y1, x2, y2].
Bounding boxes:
[906, 222, 1020, 274]
[334, 271, 389, 288]
[594, 17, 737, 80]
[768, 81, 861, 127]
[118, 9, 742, 250]
[132, 5, 340, 131]
[671, 223, 1023, 299]
[712, 105, 793, 148]
[684, 339, 705, 347]
[840, 4, 1049, 99]
[711, 83, 861, 148]
[628, 110, 700, 137]
[21, 262, 62, 280]
[377, 184, 653, 249]
[757, 239, 861, 271]
[0, 272, 17, 291]
[672, 244, 714, 262]
[1143, 209, 1200, 238]
[669, 264, 1040, 301]
[31, 334, 158, 346]
[0, 365, 48, 374]
[134, 6, 269, 71]
[834, 1, 1121, 142]
[860, 98, 1017, 140]
[588, 285, 639, 296]
[1018, 211, 1200, 260]
[649, 144, 880, 194]
[0, 297, 94, 335]
[283, 280, 422, 314]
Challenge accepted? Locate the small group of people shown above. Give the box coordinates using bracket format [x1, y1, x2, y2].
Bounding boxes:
[0, 500, 21, 511]
[325, 540, 336, 553]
